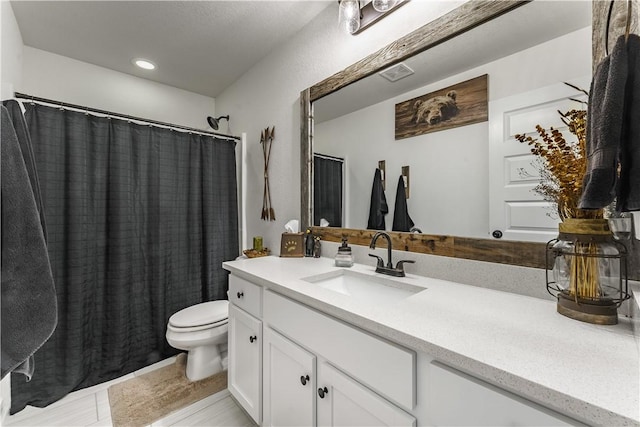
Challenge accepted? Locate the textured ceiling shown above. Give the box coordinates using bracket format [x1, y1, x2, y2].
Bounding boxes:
[11, 1, 332, 97]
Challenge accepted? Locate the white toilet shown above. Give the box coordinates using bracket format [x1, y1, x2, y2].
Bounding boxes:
[166, 300, 229, 381]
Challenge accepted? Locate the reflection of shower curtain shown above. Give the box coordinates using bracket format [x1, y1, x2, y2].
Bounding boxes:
[10, 103, 239, 413]
[314, 154, 343, 227]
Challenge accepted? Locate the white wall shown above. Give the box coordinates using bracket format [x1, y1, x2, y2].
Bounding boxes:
[215, 1, 465, 252]
[20, 47, 215, 131]
[1, 1, 24, 99]
[5, 6, 217, 131]
[315, 27, 592, 238]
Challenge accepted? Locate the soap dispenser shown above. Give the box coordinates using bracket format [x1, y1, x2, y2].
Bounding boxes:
[335, 237, 354, 267]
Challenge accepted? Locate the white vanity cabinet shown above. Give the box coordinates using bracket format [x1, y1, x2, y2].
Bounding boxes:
[262, 289, 417, 427]
[228, 276, 263, 424]
[263, 325, 416, 427]
[223, 258, 637, 427]
[227, 269, 585, 427]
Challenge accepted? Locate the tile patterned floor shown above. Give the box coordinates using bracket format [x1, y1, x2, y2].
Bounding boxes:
[2, 357, 255, 427]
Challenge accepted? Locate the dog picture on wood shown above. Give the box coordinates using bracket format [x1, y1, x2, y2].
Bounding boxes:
[395, 74, 488, 140]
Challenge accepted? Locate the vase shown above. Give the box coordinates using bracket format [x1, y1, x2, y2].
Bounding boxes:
[546, 218, 629, 325]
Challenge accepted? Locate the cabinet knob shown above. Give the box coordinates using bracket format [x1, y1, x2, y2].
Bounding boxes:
[317, 386, 328, 398]
[249, 335, 257, 343]
[237, 291, 244, 299]
[300, 375, 310, 386]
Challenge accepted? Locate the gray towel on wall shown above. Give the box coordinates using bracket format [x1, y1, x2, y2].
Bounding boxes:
[2, 100, 47, 237]
[579, 35, 629, 209]
[618, 35, 640, 211]
[1, 105, 57, 380]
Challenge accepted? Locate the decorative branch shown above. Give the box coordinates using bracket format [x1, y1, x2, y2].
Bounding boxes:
[261, 126, 276, 221]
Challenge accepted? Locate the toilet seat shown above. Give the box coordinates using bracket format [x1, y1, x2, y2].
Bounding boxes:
[168, 300, 229, 332]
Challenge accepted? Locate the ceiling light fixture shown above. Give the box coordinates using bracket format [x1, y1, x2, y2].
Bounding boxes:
[372, 0, 396, 12]
[339, 0, 361, 34]
[338, 0, 408, 35]
[133, 58, 156, 70]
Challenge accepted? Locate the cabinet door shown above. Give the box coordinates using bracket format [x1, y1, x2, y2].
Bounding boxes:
[228, 304, 262, 424]
[428, 362, 583, 426]
[317, 362, 416, 427]
[263, 327, 316, 427]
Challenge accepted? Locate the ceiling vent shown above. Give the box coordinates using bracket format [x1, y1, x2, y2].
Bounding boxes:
[378, 62, 414, 82]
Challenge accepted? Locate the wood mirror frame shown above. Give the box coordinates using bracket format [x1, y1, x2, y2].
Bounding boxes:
[300, 0, 628, 271]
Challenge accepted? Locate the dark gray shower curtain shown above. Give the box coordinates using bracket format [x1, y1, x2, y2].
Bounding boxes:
[314, 155, 343, 227]
[11, 103, 239, 413]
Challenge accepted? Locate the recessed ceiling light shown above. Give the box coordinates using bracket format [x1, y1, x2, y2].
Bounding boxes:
[133, 58, 156, 70]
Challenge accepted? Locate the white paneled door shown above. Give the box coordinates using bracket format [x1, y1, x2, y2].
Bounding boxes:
[489, 78, 590, 242]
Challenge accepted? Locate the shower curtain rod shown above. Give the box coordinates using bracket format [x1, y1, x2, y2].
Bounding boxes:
[314, 153, 345, 162]
[13, 92, 241, 141]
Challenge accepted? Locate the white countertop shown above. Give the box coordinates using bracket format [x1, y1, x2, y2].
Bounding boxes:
[223, 256, 640, 426]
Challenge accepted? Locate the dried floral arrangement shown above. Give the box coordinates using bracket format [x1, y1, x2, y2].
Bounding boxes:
[514, 85, 603, 221]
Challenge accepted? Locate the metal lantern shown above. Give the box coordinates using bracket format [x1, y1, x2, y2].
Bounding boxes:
[546, 218, 630, 325]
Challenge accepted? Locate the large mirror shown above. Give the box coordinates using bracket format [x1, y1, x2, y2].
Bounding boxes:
[301, 0, 640, 274]
[311, 0, 592, 243]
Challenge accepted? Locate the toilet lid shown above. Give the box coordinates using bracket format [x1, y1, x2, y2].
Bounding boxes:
[169, 300, 229, 328]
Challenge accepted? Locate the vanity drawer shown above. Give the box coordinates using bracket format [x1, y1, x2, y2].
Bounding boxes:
[229, 275, 262, 317]
[263, 290, 415, 411]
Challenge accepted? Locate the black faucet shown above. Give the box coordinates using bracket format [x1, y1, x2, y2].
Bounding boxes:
[368, 232, 415, 277]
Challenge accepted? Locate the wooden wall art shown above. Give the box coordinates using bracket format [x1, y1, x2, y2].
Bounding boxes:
[395, 74, 488, 140]
[261, 126, 276, 221]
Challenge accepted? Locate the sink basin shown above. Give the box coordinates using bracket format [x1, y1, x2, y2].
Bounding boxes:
[302, 269, 424, 303]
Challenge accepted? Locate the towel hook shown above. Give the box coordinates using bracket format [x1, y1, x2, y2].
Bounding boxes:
[605, 0, 633, 56]
[625, 0, 633, 41]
